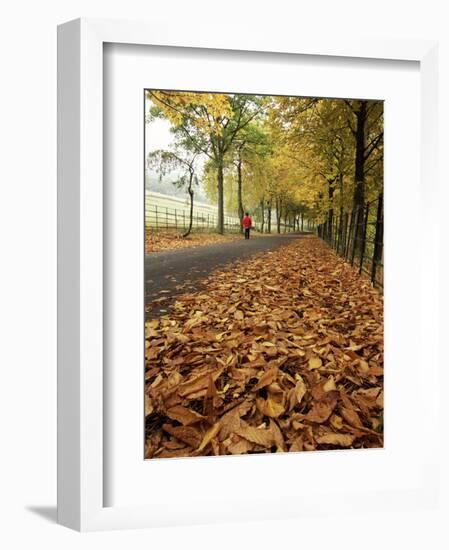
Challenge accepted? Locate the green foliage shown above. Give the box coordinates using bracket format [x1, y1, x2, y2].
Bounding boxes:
[146, 92, 383, 230]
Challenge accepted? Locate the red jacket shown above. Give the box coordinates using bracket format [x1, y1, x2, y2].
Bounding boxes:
[242, 215, 252, 229]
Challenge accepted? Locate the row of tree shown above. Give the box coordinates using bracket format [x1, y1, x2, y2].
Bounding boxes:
[146, 91, 383, 240]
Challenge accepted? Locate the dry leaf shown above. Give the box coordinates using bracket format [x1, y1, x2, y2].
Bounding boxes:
[145, 394, 154, 417]
[287, 376, 307, 410]
[256, 391, 286, 418]
[323, 376, 336, 392]
[145, 236, 383, 458]
[197, 422, 221, 452]
[315, 433, 355, 446]
[166, 405, 205, 426]
[330, 414, 343, 430]
[308, 355, 322, 370]
[235, 424, 275, 447]
[305, 392, 338, 423]
[234, 310, 244, 321]
[340, 406, 364, 428]
[162, 424, 202, 448]
[253, 366, 278, 391]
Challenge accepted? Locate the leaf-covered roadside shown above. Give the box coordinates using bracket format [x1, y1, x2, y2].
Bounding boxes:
[145, 231, 241, 253]
[145, 235, 383, 458]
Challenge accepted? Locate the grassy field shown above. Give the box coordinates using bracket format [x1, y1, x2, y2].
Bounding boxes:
[145, 191, 242, 232]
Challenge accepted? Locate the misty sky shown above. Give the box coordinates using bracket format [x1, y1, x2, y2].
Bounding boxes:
[145, 117, 173, 160]
[145, 99, 208, 183]
[145, 99, 211, 203]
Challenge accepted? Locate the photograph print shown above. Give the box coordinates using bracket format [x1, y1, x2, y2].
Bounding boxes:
[144, 90, 384, 459]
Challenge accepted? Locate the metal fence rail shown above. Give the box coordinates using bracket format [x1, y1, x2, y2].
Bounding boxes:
[317, 194, 383, 289]
[145, 204, 243, 232]
[145, 203, 310, 234]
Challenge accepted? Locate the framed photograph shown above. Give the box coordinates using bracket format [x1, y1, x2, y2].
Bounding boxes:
[57, 18, 440, 531]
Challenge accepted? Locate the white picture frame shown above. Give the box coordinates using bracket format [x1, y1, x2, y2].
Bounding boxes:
[57, 17, 439, 531]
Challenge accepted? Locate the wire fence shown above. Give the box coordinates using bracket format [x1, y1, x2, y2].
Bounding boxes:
[145, 203, 313, 234]
[145, 204, 243, 233]
[317, 194, 384, 289]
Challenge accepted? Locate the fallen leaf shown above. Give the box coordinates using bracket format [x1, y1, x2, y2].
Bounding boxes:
[162, 424, 202, 448]
[256, 391, 285, 418]
[287, 376, 307, 410]
[166, 405, 205, 426]
[308, 355, 322, 370]
[178, 368, 224, 397]
[145, 394, 154, 416]
[315, 433, 355, 446]
[330, 414, 343, 430]
[197, 422, 221, 452]
[253, 367, 278, 391]
[145, 236, 383, 458]
[340, 406, 364, 428]
[305, 392, 338, 423]
[235, 424, 275, 447]
[323, 375, 337, 392]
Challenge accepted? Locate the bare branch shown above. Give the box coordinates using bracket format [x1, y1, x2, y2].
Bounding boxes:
[364, 131, 384, 161]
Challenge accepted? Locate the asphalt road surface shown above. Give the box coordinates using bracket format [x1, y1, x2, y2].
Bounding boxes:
[145, 233, 308, 318]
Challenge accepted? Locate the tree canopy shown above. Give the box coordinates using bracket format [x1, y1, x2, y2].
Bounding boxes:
[145, 91, 383, 236]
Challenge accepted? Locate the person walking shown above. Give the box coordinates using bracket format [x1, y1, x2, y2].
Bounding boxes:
[242, 212, 252, 239]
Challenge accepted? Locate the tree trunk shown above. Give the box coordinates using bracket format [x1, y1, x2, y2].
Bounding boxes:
[342, 212, 349, 255]
[371, 193, 384, 284]
[352, 100, 368, 257]
[183, 176, 194, 238]
[337, 173, 344, 252]
[276, 198, 282, 233]
[267, 201, 272, 233]
[217, 158, 225, 234]
[260, 199, 265, 233]
[237, 157, 244, 233]
[327, 179, 335, 242]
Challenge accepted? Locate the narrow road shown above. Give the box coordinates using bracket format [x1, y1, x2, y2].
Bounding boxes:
[145, 233, 308, 318]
